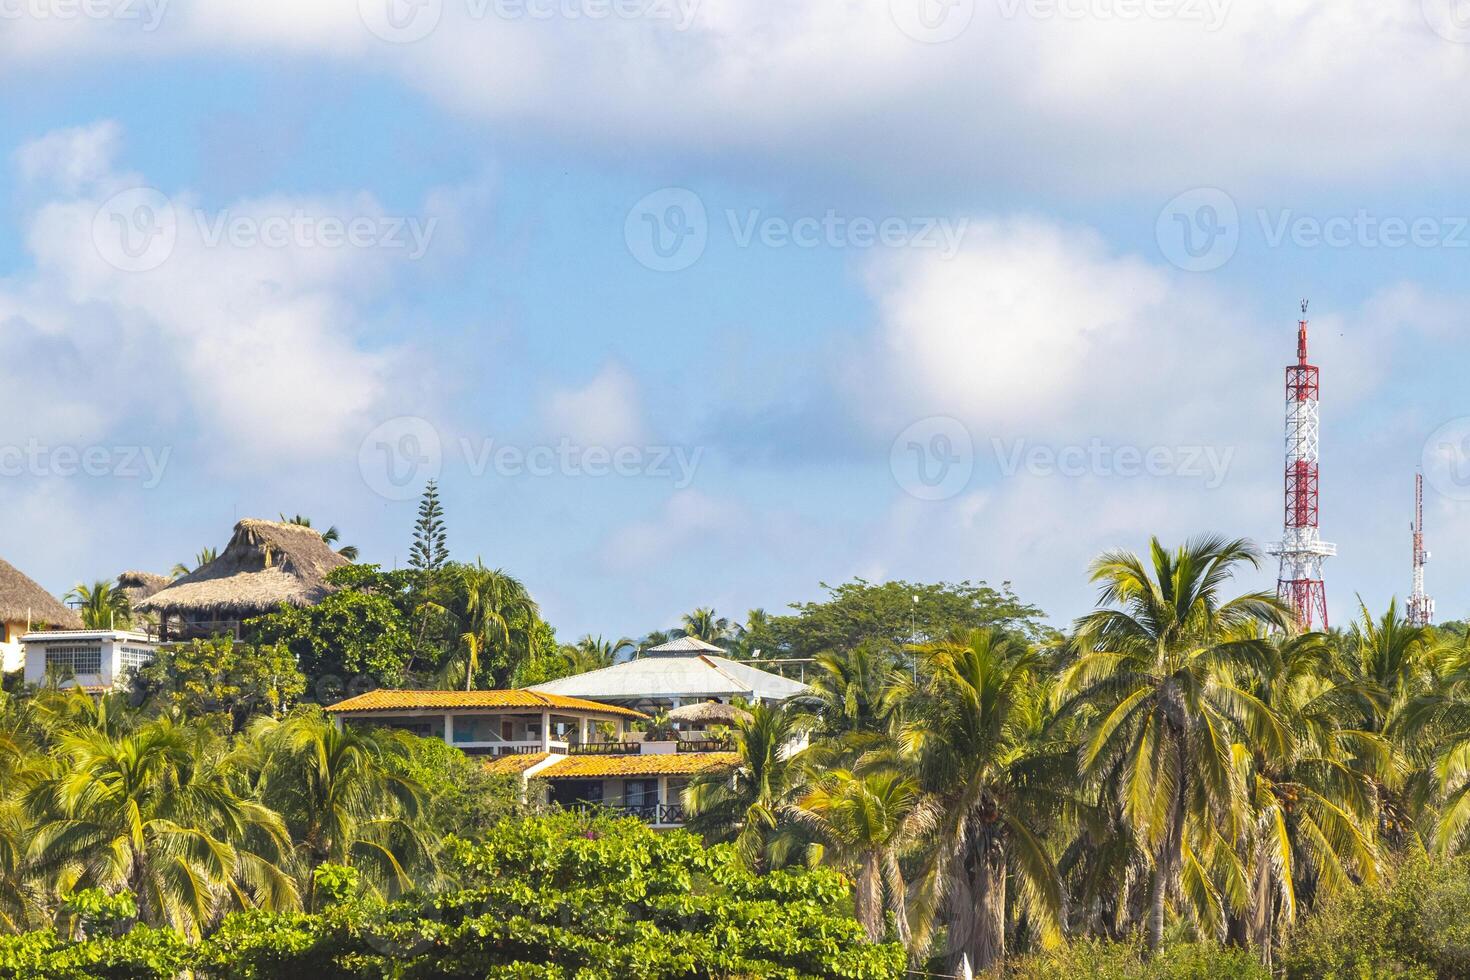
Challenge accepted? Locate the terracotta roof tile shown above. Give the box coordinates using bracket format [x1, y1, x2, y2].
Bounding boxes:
[482, 752, 551, 775]
[325, 689, 646, 720]
[534, 751, 740, 779]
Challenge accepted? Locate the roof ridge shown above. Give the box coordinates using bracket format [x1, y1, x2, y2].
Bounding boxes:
[698, 654, 749, 690]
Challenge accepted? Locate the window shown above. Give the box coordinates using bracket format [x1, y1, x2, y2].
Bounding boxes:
[119, 646, 154, 674]
[625, 780, 659, 808]
[44, 646, 103, 675]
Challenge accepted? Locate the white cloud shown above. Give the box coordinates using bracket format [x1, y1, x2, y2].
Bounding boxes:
[13, 121, 122, 194]
[5, 122, 429, 469]
[542, 362, 647, 448]
[2, 3, 1465, 193]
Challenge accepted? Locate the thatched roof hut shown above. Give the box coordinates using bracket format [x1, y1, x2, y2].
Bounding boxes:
[116, 571, 170, 605]
[136, 518, 350, 622]
[0, 557, 82, 630]
[666, 701, 751, 726]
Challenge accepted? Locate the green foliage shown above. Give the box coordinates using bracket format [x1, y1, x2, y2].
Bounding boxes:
[768, 579, 1051, 661]
[64, 582, 131, 630]
[134, 636, 304, 731]
[409, 480, 448, 574]
[248, 567, 417, 689]
[389, 732, 528, 840]
[1002, 939, 1269, 979]
[310, 866, 359, 907]
[196, 813, 903, 979]
[1280, 851, 1470, 979]
[0, 925, 187, 980]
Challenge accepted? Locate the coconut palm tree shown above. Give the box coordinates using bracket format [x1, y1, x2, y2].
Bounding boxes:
[681, 608, 732, 646]
[786, 768, 935, 946]
[562, 635, 635, 675]
[456, 563, 538, 691]
[171, 547, 218, 579]
[1061, 535, 1291, 952]
[684, 702, 810, 870]
[901, 628, 1069, 972]
[65, 581, 131, 630]
[246, 714, 426, 906]
[280, 514, 359, 561]
[1234, 629, 1382, 963]
[25, 717, 297, 935]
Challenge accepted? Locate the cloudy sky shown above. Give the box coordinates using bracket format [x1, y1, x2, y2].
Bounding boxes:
[3, 0, 1469, 637]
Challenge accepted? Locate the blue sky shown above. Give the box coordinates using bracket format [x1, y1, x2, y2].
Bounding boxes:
[3, 0, 1469, 639]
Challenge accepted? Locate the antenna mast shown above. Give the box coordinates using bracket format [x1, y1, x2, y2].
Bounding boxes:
[1268, 301, 1335, 630]
[1408, 472, 1435, 627]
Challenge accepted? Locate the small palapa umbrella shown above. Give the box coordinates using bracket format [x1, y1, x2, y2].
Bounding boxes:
[666, 701, 751, 726]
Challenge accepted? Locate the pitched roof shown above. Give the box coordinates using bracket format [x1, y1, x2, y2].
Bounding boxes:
[529, 654, 808, 703]
[646, 635, 726, 653]
[325, 688, 647, 720]
[0, 558, 82, 628]
[136, 519, 350, 616]
[534, 751, 740, 779]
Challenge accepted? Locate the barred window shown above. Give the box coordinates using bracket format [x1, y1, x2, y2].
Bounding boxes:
[44, 646, 103, 675]
[119, 646, 155, 673]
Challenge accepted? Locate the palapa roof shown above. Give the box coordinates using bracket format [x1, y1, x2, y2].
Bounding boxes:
[116, 571, 169, 603]
[533, 751, 740, 779]
[0, 557, 82, 628]
[325, 688, 647, 720]
[530, 654, 808, 704]
[666, 701, 751, 726]
[137, 519, 350, 616]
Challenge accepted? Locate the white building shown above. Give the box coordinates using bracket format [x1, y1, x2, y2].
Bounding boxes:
[528, 636, 809, 712]
[22, 629, 160, 692]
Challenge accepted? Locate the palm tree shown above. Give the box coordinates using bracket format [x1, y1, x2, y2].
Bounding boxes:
[562, 635, 635, 675]
[456, 563, 538, 690]
[65, 581, 132, 630]
[787, 768, 935, 945]
[681, 607, 731, 646]
[25, 718, 297, 935]
[901, 628, 1068, 972]
[247, 714, 426, 906]
[280, 514, 359, 562]
[684, 702, 810, 870]
[1234, 630, 1382, 962]
[171, 547, 218, 579]
[1061, 535, 1291, 952]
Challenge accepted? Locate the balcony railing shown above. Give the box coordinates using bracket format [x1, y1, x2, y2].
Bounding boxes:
[676, 738, 732, 752]
[565, 801, 686, 825]
[568, 741, 641, 755]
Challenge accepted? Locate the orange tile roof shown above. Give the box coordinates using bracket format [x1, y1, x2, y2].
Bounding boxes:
[534, 751, 740, 779]
[325, 689, 646, 720]
[482, 752, 551, 775]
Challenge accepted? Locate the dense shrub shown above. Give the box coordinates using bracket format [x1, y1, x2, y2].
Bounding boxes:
[1000, 939, 1268, 979]
[1280, 851, 1470, 979]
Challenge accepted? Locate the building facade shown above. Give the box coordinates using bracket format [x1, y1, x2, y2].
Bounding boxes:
[22, 629, 160, 691]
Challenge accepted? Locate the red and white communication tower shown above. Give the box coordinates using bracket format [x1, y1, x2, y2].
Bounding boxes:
[1408, 472, 1435, 627]
[1268, 301, 1336, 630]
